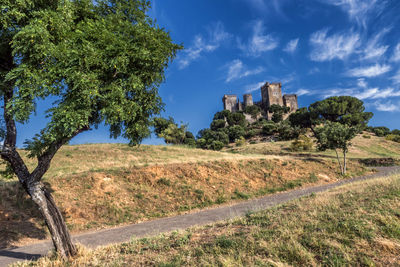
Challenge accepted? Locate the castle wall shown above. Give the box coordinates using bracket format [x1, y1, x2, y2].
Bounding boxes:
[243, 94, 253, 107]
[222, 95, 238, 112]
[283, 94, 298, 112]
[261, 82, 283, 110]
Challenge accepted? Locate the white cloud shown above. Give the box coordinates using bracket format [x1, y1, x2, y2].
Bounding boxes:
[374, 101, 399, 112]
[347, 64, 391, 77]
[295, 89, 312, 96]
[225, 60, 264, 83]
[322, 0, 380, 28]
[283, 38, 299, 53]
[309, 29, 360, 61]
[392, 43, 400, 62]
[354, 88, 379, 99]
[361, 28, 390, 60]
[357, 78, 367, 88]
[245, 81, 266, 93]
[391, 69, 400, 84]
[178, 22, 231, 69]
[238, 20, 279, 57]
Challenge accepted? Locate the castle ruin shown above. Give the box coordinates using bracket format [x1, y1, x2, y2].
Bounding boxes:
[222, 82, 298, 120]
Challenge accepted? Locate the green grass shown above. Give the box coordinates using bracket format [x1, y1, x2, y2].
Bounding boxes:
[15, 173, 400, 266]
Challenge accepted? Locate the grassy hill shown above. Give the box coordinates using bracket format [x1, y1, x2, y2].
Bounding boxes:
[14, 172, 400, 266]
[1, 134, 398, 249]
[227, 132, 400, 159]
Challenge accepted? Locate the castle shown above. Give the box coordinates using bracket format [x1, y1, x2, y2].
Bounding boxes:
[222, 82, 298, 120]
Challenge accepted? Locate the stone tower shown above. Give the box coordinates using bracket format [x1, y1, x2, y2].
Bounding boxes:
[243, 94, 253, 107]
[283, 94, 298, 112]
[261, 82, 283, 110]
[222, 95, 239, 112]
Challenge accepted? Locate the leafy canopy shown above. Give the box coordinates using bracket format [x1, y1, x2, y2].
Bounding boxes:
[1, 0, 181, 157]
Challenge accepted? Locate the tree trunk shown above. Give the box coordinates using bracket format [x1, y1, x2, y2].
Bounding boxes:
[334, 149, 344, 175]
[28, 181, 77, 259]
[343, 150, 347, 175]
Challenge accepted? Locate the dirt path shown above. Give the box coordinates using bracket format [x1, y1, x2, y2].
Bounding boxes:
[1, 166, 399, 267]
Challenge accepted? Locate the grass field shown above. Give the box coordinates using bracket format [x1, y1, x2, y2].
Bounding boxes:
[14, 173, 400, 266]
[1, 133, 398, 249]
[227, 132, 400, 159]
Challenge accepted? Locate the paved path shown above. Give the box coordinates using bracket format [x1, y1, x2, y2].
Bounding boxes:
[1, 166, 399, 266]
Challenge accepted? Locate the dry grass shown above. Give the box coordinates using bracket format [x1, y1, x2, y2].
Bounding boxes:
[15, 173, 400, 267]
[227, 132, 400, 159]
[8, 144, 270, 180]
[0, 156, 368, 249]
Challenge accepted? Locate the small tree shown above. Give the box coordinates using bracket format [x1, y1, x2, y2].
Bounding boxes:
[314, 122, 357, 175]
[0, 0, 180, 258]
[269, 104, 290, 123]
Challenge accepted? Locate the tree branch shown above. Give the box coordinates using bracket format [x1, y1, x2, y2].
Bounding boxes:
[30, 126, 90, 182]
[1, 83, 31, 183]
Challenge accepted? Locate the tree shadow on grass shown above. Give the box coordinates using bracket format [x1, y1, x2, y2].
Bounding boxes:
[0, 180, 54, 249]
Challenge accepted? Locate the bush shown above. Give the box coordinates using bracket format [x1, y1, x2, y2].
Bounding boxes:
[362, 134, 371, 139]
[210, 140, 225, 151]
[290, 135, 313, 151]
[391, 129, 400, 135]
[228, 125, 246, 143]
[235, 136, 246, 147]
[385, 134, 400, 143]
[228, 112, 247, 127]
[261, 121, 277, 136]
[372, 126, 390, 137]
[245, 128, 261, 139]
[277, 121, 300, 141]
[210, 119, 226, 131]
[243, 105, 261, 119]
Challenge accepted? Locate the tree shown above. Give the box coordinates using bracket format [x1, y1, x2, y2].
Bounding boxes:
[159, 123, 187, 144]
[268, 104, 290, 123]
[0, 0, 180, 258]
[314, 122, 357, 175]
[308, 96, 373, 132]
[153, 117, 175, 136]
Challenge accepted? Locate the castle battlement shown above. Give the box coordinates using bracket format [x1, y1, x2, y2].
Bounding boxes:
[222, 82, 298, 120]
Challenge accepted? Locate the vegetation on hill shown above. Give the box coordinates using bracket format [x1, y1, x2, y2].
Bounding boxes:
[0, 144, 370, 249]
[15, 173, 400, 266]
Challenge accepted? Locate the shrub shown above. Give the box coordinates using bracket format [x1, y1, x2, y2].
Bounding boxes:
[362, 134, 371, 139]
[228, 125, 246, 142]
[245, 129, 261, 139]
[261, 121, 277, 136]
[235, 136, 246, 147]
[391, 129, 400, 135]
[277, 121, 300, 141]
[228, 112, 247, 127]
[385, 134, 400, 143]
[210, 119, 226, 131]
[243, 105, 261, 119]
[210, 140, 225, 151]
[290, 135, 313, 151]
[372, 126, 390, 137]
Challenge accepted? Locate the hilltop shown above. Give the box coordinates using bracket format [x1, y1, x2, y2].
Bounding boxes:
[1, 133, 399, 249]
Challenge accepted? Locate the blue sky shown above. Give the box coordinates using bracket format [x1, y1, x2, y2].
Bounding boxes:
[17, 0, 400, 146]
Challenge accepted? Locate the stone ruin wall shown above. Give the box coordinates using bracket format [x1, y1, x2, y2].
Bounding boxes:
[222, 82, 298, 121]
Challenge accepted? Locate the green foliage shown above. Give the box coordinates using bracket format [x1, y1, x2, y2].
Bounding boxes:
[371, 126, 391, 137]
[159, 123, 187, 145]
[228, 112, 247, 127]
[288, 107, 312, 129]
[210, 119, 226, 131]
[276, 121, 299, 141]
[385, 134, 400, 143]
[243, 105, 261, 119]
[213, 110, 232, 122]
[228, 125, 245, 143]
[268, 104, 290, 123]
[153, 117, 175, 136]
[391, 129, 400, 135]
[196, 128, 229, 150]
[261, 121, 277, 136]
[183, 131, 196, 147]
[314, 122, 358, 174]
[235, 136, 246, 147]
[309, 96, 373, 132]
[1, 0, 182, 157]
[290, 135, 313, 152]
